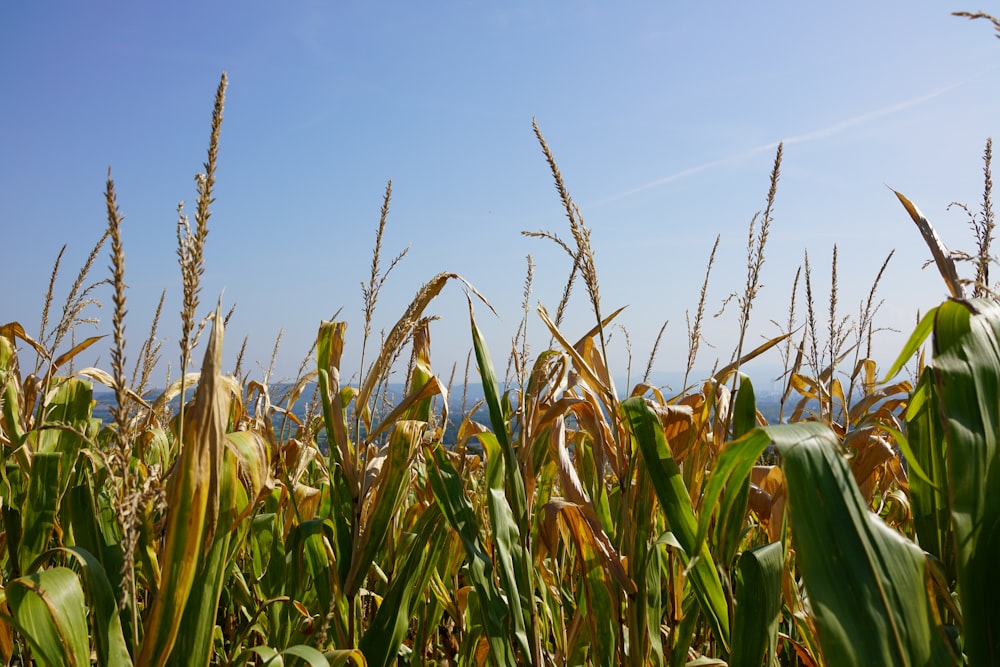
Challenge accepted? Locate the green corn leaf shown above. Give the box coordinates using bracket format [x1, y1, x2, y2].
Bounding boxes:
[621, 396, 731, 652]
[629, 447, 662, 666]
[763, 421, 953, 666]
[731, 374, 758, 440]
[470, 304, 537, 661]
[881, 306, 937, 383]
[7, 566, 91, 667]
[250, 513, 286, 600]
[731, 541, 783, 667]
[47, 546, 133, 667]
[273, 644, 331, 666]
[239, 644, 350, 667]
[328, 464, 355, 587]
[668, 593, 701, 667]
[903, 368, 952, 576]
[469, 301, 527, 526]
[644, 543, 665, 667]
[694, 429, 773, 563]
[345, 419, 423, 597]
[582, 557, 617, 667]
[481, 431, 532, 660]
[426, 442, 517, 665]
[63, 479, 109, 573]
[287, 519, 336, 626]
[360, 504, 445, 667]
[20, 451, 61, 575]
[715, 375, 757, 565]
[170, 446, 240, 666]
[240, 646, 279, 665]
[927, 298, 1000, 663]
[881, 424, 937, 489]
[35, 377, 93, 499]
[325, 648, 367, 666]
[137, 306, 230, 667]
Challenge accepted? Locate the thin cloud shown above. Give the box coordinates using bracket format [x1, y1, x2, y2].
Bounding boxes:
[589, 71, 994, 209]
[781, 81, 965, 146]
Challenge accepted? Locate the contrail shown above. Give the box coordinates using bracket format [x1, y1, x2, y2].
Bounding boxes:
[588, 69, 995, 209]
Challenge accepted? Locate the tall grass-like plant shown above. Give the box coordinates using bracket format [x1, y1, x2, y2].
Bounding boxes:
[730, 143, 783, 377]
[5, 51, 1000, 666]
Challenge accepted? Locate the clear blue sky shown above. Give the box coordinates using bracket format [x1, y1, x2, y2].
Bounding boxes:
[3, 2, 999, 389]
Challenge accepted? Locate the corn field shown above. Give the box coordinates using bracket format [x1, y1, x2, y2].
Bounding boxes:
[1, 68, 999, 666]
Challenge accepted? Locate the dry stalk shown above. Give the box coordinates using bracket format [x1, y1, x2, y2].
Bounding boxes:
[529, 119, 608, 369]
[643, 319, 669, 386]
[617, 323, 633, 391]
[950, 138, 995, 298]
[173, 71, 227, 465]
[827, 244, 839, 385]
[104, 169, 140, 641]
[803, 249, 820, 381]
[731, 143, 782, 377]
[507, 254, 534, 388]
[44, 228, 111, 374]
[824, 244, 854, 422]
[461, 348, 471, 419]
[179, 72, 226, 383]
[979, 138, 994, 294]
[521, 228, 579, 332]
[358, 179, 409, 438]
[105, 171, 129, 430]
[773, 265, 801, 372]
[233, 336, 248, 381]
[131, 289, 165, 400]
[845, 250, 895, 406]
[263, 328, 283, 387]
[953, 10, 1000, 38]
[685, 234, 720, 389]
[361, 179, 393, 351]
[38, 245, 66, 344]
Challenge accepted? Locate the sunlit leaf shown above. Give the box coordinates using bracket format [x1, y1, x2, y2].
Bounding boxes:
[763, 422, 952, 666]
[7, 567, 91, 667]
[622, 396, 731, 651]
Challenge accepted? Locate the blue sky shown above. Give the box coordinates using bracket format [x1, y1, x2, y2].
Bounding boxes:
[3, 2, 999, 389]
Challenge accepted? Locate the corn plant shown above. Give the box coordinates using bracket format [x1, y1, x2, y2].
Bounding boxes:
[2, 65, 1000, 667]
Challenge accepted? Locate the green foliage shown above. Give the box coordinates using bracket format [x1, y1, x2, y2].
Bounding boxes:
[5, 68, 1000, 667]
